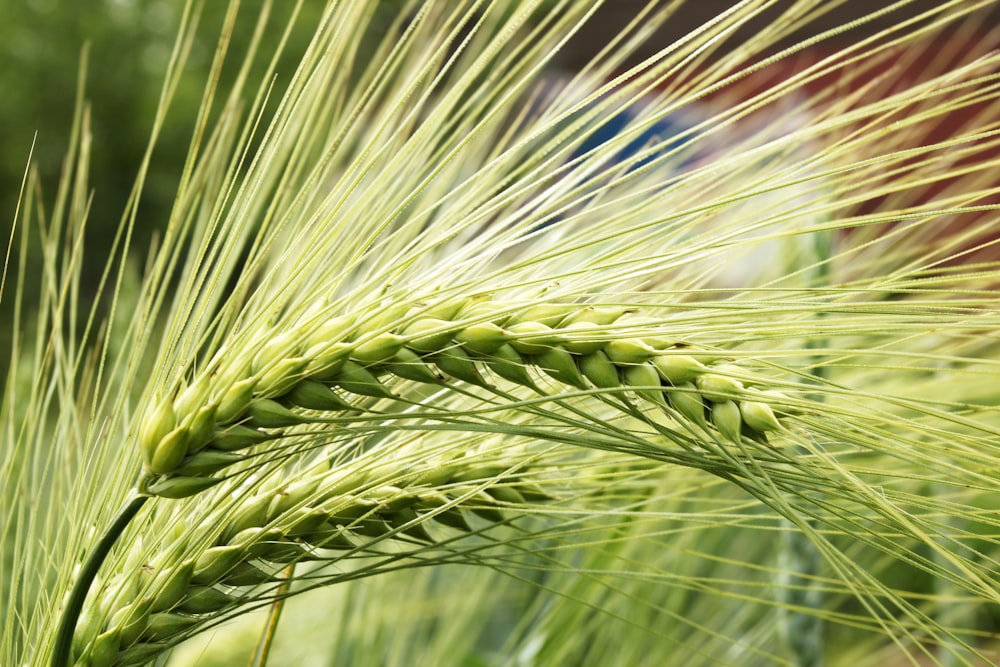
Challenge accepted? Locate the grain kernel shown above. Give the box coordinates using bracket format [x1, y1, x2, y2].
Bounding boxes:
[115, 641, 168, 667]
[695, 372, 744, 401]
[211, 424, 271, 452]
[177, 586, 234, 614]
[305, 341, 352, 380]
[184, 405, 218, 454]
[174, 450, 244, 476]
[739, 401, 782, 432]
[139, 399, 177, 468]
[192, 545, 244, 585]
[624, 363, 666, 406]
[247, 398, 304, 428]
[483, 343, 535, 387]
[384, 347, 442, 383]
[565, 306, 630, 326]
[403, 318, 457, 353]
[142, 612, 200, 642]
[351, 332, 406, 364]
[534, 346, 587, 389]
[669, 383, 706, 425]
[455, 322, 510, 355]
[605, 337, 656, 364]
[333, 360, 394, 398]
[579, 350, 621, 389]
[561, 321, 607, 355]
[652, 354, 706, 385]
[508, 321, 560, 355]
[256, 357, 308, 399]
[514, 303, 577, 326]
[285, 379, 354, 411]
[711, 400, 743, 441]
[149, 560, 195, 613]
[215, 378, 257, 425]
[150, 426, 191, 475]
[86, 628, 122, 667]
[252, 330, 299, 376]
[433, 346, 488, 386]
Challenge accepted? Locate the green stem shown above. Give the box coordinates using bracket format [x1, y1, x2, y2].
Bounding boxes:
[50, 493, 148, 667]
[249, 565, 294, 667]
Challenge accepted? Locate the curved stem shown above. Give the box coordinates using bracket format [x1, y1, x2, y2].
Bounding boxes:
[50, 493, 149, 667]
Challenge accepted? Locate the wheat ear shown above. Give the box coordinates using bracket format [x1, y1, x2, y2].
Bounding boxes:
[138, 298, 790, 498]
[70, 444, 561, 667]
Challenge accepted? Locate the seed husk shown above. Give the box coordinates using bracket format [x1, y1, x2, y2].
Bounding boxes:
[86, 628, 122, 667]
[483, 343, 536, 387]
[351, 332, 406, 365]
[116, 642, 170, 667]
[184, 405, 218, 454]
[247, 398, 304, 428]
[534, 346, 587, 389]
[333, 360, 395, 398]
[391, 508, 435, 541]
[221, 494, 274, 543]
[362, 301, 411, 335]
[284, 378, 355, 411]
[305, 341, 352, 380]
[192, 545, 245, 585]
[146, 475, 224, 499]
[484, 485, 527, 505]
[177, 586, 236, 614]
[455, 322, 510, 355]
[695, 372, 744, 401]
[174, 451, 245, 476]
[605, 338, 656, 365]
[433, 346, 489, 387]
[149, 426, 191, 475]
[739, 400, 783, 432]
[669, 383, 706, 426]
[139, 400, 177, 469]
[108, 600, 150, 647]
[623, 363, 666, 406]
[652, 354, 706, 385]
[210, 424, 272, 452]
[514, 303, 577, 326]
[215, 378, 257, 424]
[252, 331, 300, 376]
[384, 347, 443, 383]
[403, 318, 458, 353]
[508, 321, 561, 355]
[564, 305, 630, 326]
[142, 612, 200, 642]
[219, 562, 274, 586]
[579, 350, 620, 389]
[561, 321, 608, 355]
[285, 506, 331, 537]
[459, 299, 516, 324]
[148, 560, 195, 613]
[256, 357, 309, 399]
[712, 400, 744, 441]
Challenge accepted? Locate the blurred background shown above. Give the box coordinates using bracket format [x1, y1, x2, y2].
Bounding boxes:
[3, 0, 998, 367]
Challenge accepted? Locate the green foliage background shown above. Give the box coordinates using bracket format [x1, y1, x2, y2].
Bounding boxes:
[0, 0, 337, 370]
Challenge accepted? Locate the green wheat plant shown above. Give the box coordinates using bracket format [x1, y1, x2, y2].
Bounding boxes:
[3, 1, 1000, 665]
